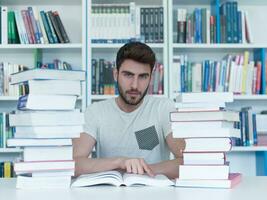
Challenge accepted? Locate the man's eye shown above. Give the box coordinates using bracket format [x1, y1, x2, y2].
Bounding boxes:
[140, 75, 148, 79]
[125, 73, 133, 77]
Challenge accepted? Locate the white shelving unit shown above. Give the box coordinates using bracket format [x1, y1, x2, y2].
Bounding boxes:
[167, 0, 267, 176]
[1, 0, 265, 175]
[0, 0, 87, 161]
[87, 0, 169, 105]
[231, 146, 267, 152]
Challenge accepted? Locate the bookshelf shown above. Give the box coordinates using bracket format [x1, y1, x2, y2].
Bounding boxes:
[0, 0, 265, 176]
[0, 0, 86, 165]
[87, 0, 169, 104]
[168, 0, 267, 176]
[84, 0, 267, 176]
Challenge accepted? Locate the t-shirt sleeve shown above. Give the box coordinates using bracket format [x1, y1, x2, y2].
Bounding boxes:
[159, 98, 176, 138]
[83, 104, 99, 140]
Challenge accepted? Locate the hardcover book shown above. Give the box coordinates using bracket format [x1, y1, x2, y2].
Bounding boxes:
[71, 170, 174, 187]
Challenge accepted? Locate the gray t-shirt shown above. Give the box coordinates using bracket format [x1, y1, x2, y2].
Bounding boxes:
[83, 95, 175, 164]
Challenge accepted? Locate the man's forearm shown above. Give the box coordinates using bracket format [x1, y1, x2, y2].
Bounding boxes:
[74, 156, 123, 177]
[149, 158, 183, 179]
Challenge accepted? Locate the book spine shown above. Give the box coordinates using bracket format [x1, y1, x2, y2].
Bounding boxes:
[53, 11, 70, 43]
[211, 0, 220, 43]
[45, 11, 59, 43]
[40, 11, 54, 43]
[48, 11, 64, 43]
[28, 7, 41, 44]
[1, 7, 8, 44]
[17, 95, 28, 110]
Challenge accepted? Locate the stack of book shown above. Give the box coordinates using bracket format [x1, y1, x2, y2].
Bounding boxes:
[172, 92, 242, 188]
[7, 68, 85, 189]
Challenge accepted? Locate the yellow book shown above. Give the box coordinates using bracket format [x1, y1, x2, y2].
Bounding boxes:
[241, 51, 250, 94]
[4, 162, 11, 178]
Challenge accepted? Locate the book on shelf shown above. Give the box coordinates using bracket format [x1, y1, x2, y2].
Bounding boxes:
[11, 68, 85, 85]
[9, 110, 84, 126]
[175, 1, 252, 44]
[71, 170, 174, 187]
[91, 3, 164, 44]
[0, 161, 14, 178]
[1, 6, 70, 44]
[23, 146, 73, 162]
[176, 173, 241, 189]
[0, 62, 28, 96]
[17, 94, 77, 110]
[172, 52, 266, 95]
[16, 176, 71, 189]
[179, 165, 230, 180]
[255, 113, 267, 133]
[1, 6, 8, 44]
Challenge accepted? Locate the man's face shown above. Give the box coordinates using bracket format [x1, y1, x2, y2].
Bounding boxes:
[114, 59, 151, 106]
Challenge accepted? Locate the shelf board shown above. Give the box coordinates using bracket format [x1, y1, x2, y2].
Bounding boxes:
[0, 96, 19, 101]
[233, 95, 267, 100]
[231, 146, 267, 152]
[0, 148, 23, 153]
[0, 43, 82, 49]
[172, 43, 267, 49]
[91, 43, 164, 49]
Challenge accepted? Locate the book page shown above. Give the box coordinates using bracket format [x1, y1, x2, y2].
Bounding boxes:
[71, 170, 123, 187]
[122, 173, 175, 187]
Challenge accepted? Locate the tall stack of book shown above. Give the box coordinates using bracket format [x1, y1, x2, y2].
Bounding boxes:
[7, 68, 85, 189]
[172, 92, 242, 188]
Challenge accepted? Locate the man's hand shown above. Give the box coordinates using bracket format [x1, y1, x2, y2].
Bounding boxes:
[118, 158, 155, 177]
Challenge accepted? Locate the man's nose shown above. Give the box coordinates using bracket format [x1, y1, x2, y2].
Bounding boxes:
[131, 76, 138, 89]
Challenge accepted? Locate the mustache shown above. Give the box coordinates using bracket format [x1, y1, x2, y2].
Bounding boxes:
[126, 90, 141, 94]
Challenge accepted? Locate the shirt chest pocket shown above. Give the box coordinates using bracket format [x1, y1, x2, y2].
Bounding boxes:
[134, 126, 159, 150]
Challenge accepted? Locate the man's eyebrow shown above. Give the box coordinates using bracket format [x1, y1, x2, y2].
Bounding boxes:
[121, 70, 135, 75]
[139, 73, 150, 76]
[121, 71, 150, 76]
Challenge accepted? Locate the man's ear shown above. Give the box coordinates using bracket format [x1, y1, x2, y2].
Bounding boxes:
[113, 68, 118, 82]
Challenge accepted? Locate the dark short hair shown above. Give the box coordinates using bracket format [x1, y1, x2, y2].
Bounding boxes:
[116, 42, 156, 72]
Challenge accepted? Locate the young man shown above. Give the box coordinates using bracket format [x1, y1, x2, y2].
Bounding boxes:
[73, 42, 184, 178]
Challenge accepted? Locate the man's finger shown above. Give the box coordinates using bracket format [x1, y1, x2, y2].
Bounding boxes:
[140, 159, 154, 177]
[126, 163, 132, 173]
[136, 161, 144, 175]
[132, 161, 140, 174]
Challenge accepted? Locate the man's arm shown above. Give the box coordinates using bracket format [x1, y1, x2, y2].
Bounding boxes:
[149, 133, 185, 179]
[73, 133, 154, 177]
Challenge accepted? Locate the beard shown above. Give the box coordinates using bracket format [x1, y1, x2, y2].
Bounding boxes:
[117, 82, 149, 106]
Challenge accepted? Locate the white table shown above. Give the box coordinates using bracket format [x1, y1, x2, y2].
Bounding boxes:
[0, 177, 266, 200]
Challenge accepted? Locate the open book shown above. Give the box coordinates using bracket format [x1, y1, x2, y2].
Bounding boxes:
[71, 170, 175, 187]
